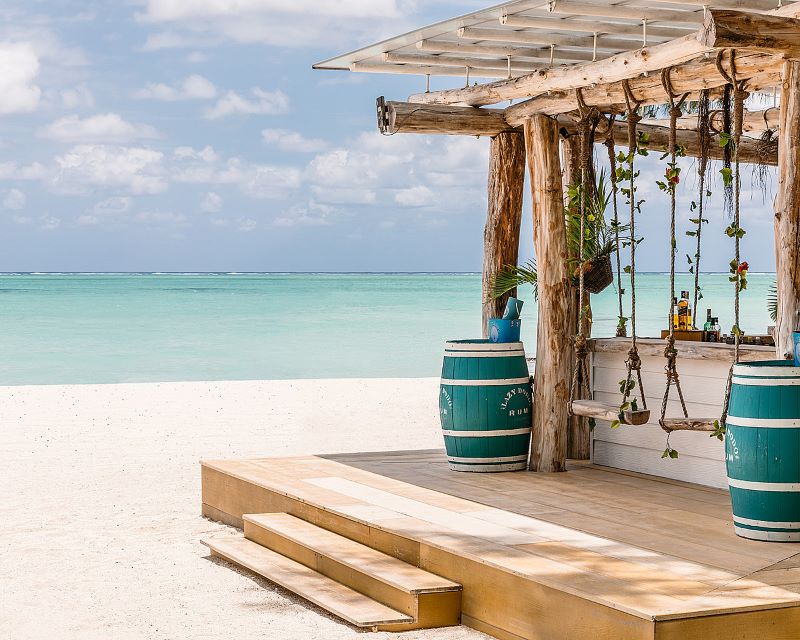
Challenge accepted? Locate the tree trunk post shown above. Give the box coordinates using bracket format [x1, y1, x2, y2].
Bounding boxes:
[775, 60, 800, 359]
[561, 133, 592, 460]
[482, 132, 526, 338]
[526, 115, 570, 472]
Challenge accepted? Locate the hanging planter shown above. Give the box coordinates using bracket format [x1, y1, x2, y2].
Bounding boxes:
[576, 255, 614, 294]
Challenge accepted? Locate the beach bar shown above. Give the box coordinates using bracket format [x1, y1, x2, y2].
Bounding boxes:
[201, 2, 800, 638]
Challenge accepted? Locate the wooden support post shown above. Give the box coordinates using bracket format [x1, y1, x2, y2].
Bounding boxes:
[482, 132, 526, 337]
[561, 134, 591, 460]
[526, 115, 570, 472]
[774, 60, 800, 360]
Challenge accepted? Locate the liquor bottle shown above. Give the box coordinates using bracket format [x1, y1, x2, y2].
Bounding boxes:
[677, 291, 691, 331]
[703, 309, 713, 331]
[707, 317, 720, 343]
[672, 297, 679, 330]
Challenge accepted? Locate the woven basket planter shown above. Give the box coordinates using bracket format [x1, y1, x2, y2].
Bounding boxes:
[576, 255, 614, 294]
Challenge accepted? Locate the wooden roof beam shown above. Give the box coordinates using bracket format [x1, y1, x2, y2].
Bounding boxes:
[500, 14, 693, 39]
[376, 99, 776, 165]
[377, 99, 515, 137]
[545, 0, 702, 24]
[648, 107, 780, 133]
[574, 117, 775, 166]
[384, 53, 544, 74]
[457, 26, 661, 51]
[416, 39, 597, 63]
[353, 62, 507, 79]
[410, 10, 800, 108]
[504, 51, 782, 121]
[656, 0, 797, 11]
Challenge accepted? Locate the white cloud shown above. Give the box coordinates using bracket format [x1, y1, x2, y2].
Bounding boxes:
[40, 215, 61, 230]
[134, 74, 217, 101]
[0, 42, 41, 114]
[305, 132, 487, 212]
[262, 128, 328, 153]
[172, 153, 301, 199]
[136, 210, 190, 227]
[3, 188, 26, 210]
[205, 88, 289, 119]
[94, 196, 133, 215]
[395, 185, 434, 207]
[200, 191, 222, 212]
[52, 145, 167, 195]
[218, 159, 302, 199]
[60, 83, 95, 109]
[77, 197, 133, 226]
[185, 51, 208, 64]
[274, 201, 335, 227]
[236, 217, 257, 232]
[174, 145, 217, 163]
[137, 0, 411, 48]
[0, 161, 47, 181]
[38, 113, 159, 143]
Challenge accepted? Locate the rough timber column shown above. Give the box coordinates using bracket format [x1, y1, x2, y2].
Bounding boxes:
[561, 133, 590, 460]
[482, 132, 526, 337]
[526, 115, 570, 472]
[775, 61, 800, 359]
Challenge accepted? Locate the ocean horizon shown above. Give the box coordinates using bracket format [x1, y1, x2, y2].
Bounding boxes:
[0, 272, 777, 385]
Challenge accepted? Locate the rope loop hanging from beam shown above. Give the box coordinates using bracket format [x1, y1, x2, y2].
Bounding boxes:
[659, 66, 690, 431]
[604, 115, 626, 338]
[568, 88, 598, 415]
[721, 51, 749, 429]
[620, 80, 647, 414]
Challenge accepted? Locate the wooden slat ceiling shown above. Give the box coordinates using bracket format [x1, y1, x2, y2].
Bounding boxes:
[313, 0, 799, 80]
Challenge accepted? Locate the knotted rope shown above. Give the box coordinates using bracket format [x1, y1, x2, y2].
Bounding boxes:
[569, 90, 600, 413]
[718, 51, 748, 428]
[620, 80, 646, 411]
[659, 67, 690, 430]
[604, 115, 626, 338]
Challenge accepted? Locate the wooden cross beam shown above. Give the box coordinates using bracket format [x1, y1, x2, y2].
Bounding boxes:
[407, 10, 800, 109]
[377, 100, 777, 166]
[503, 51, 782, 121]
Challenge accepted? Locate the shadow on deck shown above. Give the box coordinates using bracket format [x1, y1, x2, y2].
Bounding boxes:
[201, 449, 800, 640]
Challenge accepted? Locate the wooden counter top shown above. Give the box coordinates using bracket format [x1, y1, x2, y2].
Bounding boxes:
[590, 337, 777, 362]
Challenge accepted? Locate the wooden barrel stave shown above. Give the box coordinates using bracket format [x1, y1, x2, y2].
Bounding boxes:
[440, 340, 532, 473]
[726, 360, 800, 542]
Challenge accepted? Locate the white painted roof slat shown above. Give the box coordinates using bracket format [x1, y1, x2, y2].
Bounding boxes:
[314, 0, 800, 79]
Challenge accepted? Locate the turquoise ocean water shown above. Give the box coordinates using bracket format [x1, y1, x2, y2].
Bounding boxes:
[0, 273, 775, 385]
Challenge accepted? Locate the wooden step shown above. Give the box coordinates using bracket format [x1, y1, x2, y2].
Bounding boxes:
[243, 512, 462, 629]
[202, 536, 414, 631]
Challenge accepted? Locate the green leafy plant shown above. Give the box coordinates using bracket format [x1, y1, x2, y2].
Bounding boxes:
[769, 280, 778, 323]
[493, 260, 538, 300]
[492, 171, 629, 300]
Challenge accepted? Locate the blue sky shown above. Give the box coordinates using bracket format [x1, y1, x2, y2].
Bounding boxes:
[0, 0, 778, 273]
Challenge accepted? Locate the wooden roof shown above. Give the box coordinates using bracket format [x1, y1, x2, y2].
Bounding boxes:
[314, 1, 799, 81]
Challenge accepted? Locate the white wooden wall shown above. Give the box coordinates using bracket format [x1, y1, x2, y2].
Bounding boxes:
[590, 350, 729, 488]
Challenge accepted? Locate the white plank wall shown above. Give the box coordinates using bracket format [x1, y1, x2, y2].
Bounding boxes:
[590, 350, 732, 488]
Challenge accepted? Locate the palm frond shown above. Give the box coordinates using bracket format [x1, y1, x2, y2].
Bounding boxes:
[768, 280, 778, 323]
[492, 260, 538, 300]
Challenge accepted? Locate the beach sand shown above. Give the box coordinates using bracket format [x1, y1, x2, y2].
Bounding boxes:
[0, 378, 487, 640]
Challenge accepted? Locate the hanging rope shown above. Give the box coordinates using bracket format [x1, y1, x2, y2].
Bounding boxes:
[720, 51, 749, 428]
[659, 68, 690, 430]
[621, 80, 647, 412]
[604, 115, 626, 338]
[692, 90, 711, 329]
[568, 89, 599, 413]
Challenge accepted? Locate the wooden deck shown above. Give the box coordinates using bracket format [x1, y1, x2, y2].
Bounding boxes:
[201, 450, 800, 640]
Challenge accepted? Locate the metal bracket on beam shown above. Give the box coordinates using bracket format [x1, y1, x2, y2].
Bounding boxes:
[376, 96, 390, 134]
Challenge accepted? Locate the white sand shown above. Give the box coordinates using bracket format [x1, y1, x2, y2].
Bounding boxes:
[0, 379, 488, 640]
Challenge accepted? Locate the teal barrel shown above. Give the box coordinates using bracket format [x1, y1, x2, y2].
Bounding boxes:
[726, 360, 800, 542]
[439, 340, 532, 472]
